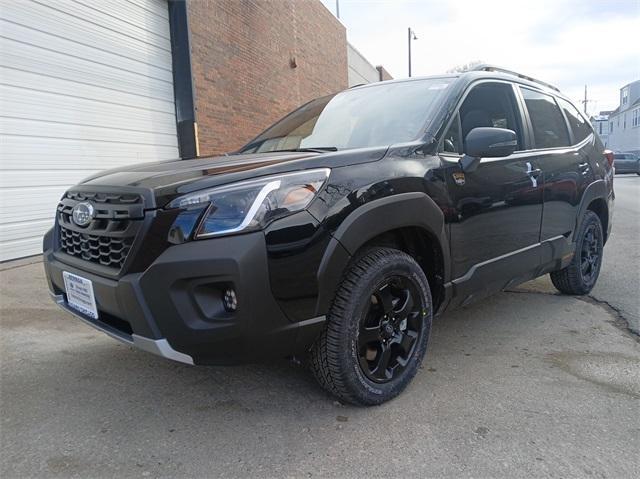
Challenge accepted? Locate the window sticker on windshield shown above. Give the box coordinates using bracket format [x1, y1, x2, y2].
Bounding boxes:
[428, 83, 450, 90]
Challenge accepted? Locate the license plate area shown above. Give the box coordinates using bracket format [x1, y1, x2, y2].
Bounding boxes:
[62, 271, 99, 319]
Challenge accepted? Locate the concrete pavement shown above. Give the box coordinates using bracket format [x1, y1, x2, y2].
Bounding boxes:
[511, 174, 639, 335]
[1, 177, 639, 478]
[592, 175, 640, 334]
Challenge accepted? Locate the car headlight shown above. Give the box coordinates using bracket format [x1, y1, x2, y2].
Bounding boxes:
[167, 169, 330, 238]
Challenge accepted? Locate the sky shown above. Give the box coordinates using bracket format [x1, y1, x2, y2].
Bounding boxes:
[319, 0, 640, 116]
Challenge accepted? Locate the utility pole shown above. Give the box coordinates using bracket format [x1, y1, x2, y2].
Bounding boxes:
[580, 85, 596, 116]
[408, 27, 418, 77]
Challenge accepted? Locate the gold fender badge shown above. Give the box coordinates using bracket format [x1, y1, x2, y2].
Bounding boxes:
[452, 172, 466, 186]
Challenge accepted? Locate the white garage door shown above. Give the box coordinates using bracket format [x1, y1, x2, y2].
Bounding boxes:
[0, 0, 179, 261]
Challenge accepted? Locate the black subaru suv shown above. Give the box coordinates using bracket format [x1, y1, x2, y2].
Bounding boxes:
[44, 66, 614, 405]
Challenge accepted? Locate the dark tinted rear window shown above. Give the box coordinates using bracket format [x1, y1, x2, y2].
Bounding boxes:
[557, 97, 592, 143]
[520, 87, 570, 149]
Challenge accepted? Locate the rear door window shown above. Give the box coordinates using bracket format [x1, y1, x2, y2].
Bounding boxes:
[557, 97, 593, 144]
[520, 87, 570, 149]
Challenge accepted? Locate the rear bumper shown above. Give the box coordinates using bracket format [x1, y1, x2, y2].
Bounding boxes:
[44, 230, 324, 365]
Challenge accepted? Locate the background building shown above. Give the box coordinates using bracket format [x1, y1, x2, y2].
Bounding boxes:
[590, 112, 611, 147]
[0, 0, 391, 261]
[347, 43, 393, 87]
[603, 80, 640, 154]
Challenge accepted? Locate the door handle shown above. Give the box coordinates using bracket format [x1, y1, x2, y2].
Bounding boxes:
[526, 162, 542, 177]
[525, 162, 541, 188]
[578, 162, 590, 172]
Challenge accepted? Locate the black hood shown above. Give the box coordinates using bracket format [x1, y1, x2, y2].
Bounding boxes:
[80, 147, 388, 207]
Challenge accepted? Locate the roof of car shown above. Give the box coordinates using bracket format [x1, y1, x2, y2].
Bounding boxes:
[350, 67, 567, 100]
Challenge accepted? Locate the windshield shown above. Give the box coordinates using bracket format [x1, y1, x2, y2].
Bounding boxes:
[239, 78, 454, 154]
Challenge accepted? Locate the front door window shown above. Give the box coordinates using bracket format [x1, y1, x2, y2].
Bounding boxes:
[441, 82, 524, 154]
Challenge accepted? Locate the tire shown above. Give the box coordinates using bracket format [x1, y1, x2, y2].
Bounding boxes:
[309, 247, 432, 406]
[550, 210, 604, 295]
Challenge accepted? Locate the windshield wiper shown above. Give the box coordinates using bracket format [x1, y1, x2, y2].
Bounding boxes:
[269, 147, 338, 153]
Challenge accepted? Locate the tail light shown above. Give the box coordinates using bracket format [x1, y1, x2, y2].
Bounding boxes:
[604, 150, 614, 168]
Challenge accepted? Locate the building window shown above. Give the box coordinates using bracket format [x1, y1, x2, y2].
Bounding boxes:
[610, 122, 613, 133]
[622, 87, 629, 106]
[599, 122, 603, 134]
[633, 108, 640, 128]
[624, 113, 627, 129]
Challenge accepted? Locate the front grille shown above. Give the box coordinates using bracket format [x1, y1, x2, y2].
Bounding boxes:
[56, 190, 145, 270]
[59, 226, 135, 268]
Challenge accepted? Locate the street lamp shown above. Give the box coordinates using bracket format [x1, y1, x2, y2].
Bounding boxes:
[408, 27, 418, 77]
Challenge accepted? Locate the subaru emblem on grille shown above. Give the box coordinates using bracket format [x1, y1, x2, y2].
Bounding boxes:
[71, 202, 95, 227]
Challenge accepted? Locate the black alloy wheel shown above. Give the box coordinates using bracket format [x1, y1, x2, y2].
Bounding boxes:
[580, 223, 601, 285]
[358, 277, 424, 383]
[550, 210, 604, 295]
[309, 247, 432, 406]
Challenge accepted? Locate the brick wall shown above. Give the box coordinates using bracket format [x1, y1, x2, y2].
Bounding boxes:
[187, 0, 348, 156]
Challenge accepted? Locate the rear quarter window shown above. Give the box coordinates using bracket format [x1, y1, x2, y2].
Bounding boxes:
[520, 87, 571, 149]
[557, 97, 593, 144]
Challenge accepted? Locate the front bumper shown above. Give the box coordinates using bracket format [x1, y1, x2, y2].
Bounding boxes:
[49, 291, 194, 364]
[44, 230, 324, 365]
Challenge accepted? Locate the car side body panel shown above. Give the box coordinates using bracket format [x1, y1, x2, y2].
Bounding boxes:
[574, 179, 612, 242]
[265, 148, 450, 321]
[316, 190, 450, 316]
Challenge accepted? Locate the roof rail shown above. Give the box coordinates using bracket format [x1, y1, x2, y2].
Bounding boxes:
[469, 64, 561, 92]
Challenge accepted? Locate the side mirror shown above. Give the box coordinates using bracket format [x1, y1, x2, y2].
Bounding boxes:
[459, 127, 517, 172]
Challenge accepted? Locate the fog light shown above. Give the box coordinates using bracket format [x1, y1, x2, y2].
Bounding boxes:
[222, 288, 237, 312]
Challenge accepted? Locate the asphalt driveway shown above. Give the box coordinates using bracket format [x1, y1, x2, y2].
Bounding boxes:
[1, 176, 639, 478]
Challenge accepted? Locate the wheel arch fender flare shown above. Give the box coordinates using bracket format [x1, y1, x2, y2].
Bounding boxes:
[315, 192, 451, 316]
[574, 179, 609, 243]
